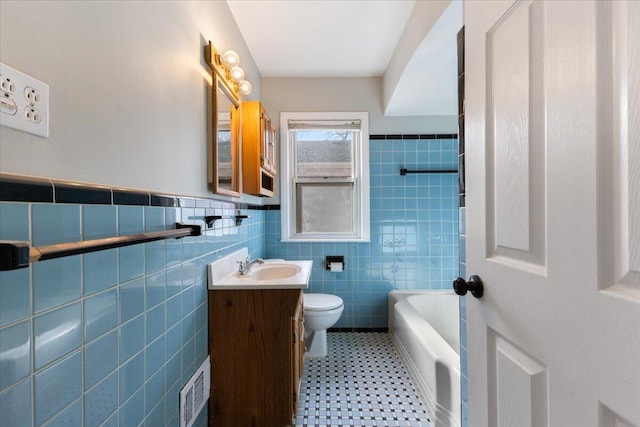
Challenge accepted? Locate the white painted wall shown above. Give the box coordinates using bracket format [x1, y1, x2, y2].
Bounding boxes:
[0, 0, 261, 201]
[262, 77, 457, 135]
[383, 0, 451, 114]
[385, 0, 462, 116]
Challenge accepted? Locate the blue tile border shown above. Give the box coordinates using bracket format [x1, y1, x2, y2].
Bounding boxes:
[151, 194, 180, 207]
[370, 134, 458, 140]
[0, 175, 53, 202]
[113, 190, 150, 206]
[0, 173, 272, 209]
[54, 183, 112, 204]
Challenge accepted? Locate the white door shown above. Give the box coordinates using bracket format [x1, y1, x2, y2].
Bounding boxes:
[465, 1, 640, 426]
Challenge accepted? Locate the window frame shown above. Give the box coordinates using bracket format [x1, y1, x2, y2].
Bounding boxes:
[280, 111, 370, 242]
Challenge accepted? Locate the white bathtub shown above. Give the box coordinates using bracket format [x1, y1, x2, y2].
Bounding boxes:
[389, 291, 460, 427]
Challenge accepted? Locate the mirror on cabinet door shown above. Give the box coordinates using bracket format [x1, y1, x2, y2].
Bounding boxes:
[206, 41, 240, 197]
[213, 80, 240, 196]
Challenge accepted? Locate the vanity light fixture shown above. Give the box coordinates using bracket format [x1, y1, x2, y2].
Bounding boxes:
[220, 50, 240, 68]
[238, 80, 252, 96]
[213, 48, 252, 96]
[229, 66, 245, 82]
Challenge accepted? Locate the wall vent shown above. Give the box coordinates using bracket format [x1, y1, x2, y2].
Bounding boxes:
[179, 356, 210, 427]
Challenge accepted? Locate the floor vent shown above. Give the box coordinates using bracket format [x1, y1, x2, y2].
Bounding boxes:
[179, 356, 210, 427]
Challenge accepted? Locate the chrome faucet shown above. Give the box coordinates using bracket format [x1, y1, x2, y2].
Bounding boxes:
[237, 256, 264, 275]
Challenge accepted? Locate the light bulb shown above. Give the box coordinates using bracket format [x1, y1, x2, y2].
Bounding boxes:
[230, 66, 245, 82]
[238, 80, 252, 96]
[220, 50, 240, 68]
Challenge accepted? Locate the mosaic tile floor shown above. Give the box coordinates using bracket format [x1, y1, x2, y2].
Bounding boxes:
[294, 332, 433, 427]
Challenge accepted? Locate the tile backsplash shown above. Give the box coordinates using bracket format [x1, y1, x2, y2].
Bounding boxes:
[0, 184, 264, 427]
[265, 136, 459, 328]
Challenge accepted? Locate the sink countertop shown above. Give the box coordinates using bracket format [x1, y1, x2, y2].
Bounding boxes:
[208, 257, 313, 290]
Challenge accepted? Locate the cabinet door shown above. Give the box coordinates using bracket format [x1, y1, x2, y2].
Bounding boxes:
[291, 295, 304, 419]
[297, 306, 304, 382]
[260, 109, 276, 174]
[267, 119, 276, 174]
[291, 316, 298, 416]
[260, 109, 270, 171]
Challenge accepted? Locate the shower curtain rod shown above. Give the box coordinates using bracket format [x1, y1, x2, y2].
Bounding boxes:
[0, 222, 201, 271]
[400, 168, 458, 175]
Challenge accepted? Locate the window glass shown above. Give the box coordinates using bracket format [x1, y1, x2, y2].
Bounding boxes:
[295, 130, 353, 178]
[296, 183, 354, 233]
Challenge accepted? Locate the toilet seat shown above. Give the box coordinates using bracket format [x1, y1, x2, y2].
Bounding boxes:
[304, 293, 343, 312]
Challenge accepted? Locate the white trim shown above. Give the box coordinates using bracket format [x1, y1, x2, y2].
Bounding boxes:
[280, 112, 370, 242]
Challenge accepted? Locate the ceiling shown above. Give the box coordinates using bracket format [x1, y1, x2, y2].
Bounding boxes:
[226, 0, 462, 116]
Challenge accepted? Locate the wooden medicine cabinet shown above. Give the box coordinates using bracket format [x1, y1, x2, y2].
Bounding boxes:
[241, 100, 276, 197]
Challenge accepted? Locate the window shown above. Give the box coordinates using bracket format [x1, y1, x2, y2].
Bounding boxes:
[280, 112, 370, 242]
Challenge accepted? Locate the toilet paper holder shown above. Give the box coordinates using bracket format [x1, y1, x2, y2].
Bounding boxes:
[325, 256, 345, 271]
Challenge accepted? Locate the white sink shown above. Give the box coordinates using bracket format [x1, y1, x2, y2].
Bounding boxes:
[207, 248, 312, 290]
[249, 263, 301, 281]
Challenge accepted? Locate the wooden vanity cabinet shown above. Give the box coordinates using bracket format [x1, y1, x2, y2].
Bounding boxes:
[208, 289, 304, 427]
[241, 100, 276, 197]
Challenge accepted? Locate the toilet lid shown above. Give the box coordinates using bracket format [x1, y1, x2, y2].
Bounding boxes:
[304, 293, 343, 312]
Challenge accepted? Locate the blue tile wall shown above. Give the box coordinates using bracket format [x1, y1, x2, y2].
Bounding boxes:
[84, 330, 118, 390]
[0, 320, 30, 390]
[0, 201, 264, 427]
[0, 378, 32, 427]
[265, 137, 459, 328]
[84, 289, 117, 342]
[49, 398, 83, 426]
[84, 371, 118, 426]
[34, 302, 82, 370]
[34, 350, 83, 425]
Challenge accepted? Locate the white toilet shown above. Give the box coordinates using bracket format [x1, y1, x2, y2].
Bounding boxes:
[303, 293, 344, 358]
